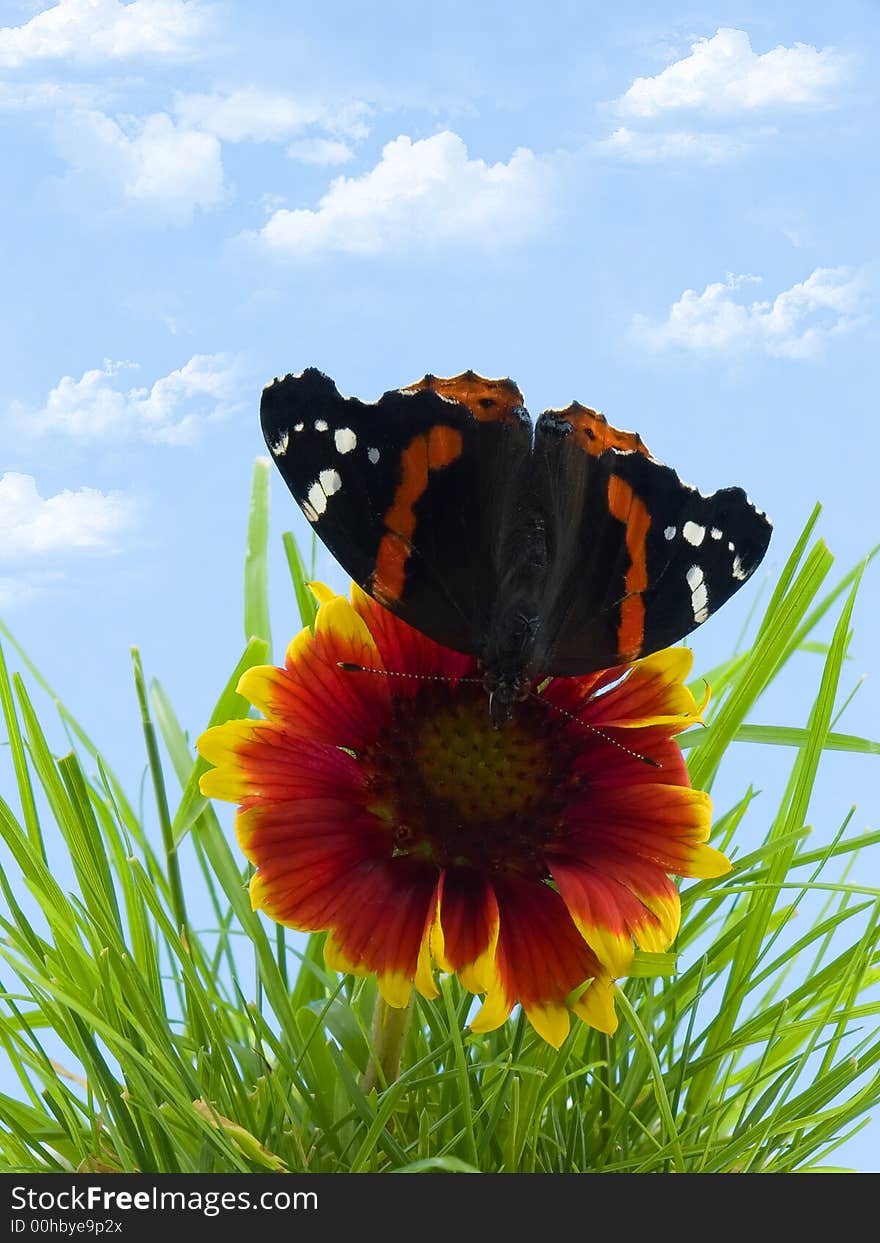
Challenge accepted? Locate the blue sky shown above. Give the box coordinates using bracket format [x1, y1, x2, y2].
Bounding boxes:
[1, 0, 878, 1169]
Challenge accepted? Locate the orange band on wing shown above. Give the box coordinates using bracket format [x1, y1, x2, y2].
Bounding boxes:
[373, 533, 410, 602]
[382, 436, 429, 536]
[554, 402, 653, 458]
[608, 475, 650, 660]
[403, 371, 524, 424]
[372, 425, 462, 604]
[427, 424, 463, 469]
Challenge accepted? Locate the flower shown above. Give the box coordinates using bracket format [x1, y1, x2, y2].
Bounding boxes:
[197, 583, 729, 1047]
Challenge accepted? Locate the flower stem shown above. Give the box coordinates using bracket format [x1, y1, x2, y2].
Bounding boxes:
[363, 995, 413, 1093]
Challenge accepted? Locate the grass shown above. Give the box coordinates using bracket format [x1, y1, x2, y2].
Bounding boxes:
[0, 472, 878, 1174]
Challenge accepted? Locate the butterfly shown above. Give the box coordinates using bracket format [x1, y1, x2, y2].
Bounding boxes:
[261, 368, 771, 723]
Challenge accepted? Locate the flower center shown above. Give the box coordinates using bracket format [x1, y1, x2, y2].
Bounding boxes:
[413, 699, 547, 822]
[363, 683, 580, 878]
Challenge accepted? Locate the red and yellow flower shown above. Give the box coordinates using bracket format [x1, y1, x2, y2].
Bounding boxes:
[198, 583, 729, 1047]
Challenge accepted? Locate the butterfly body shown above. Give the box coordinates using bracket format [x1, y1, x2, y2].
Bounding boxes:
[261, 368, 772, 722]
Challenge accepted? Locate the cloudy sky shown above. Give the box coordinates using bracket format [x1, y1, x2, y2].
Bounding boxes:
[1, 0, 878, 1168]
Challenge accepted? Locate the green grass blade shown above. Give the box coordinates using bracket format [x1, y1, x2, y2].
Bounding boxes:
[0, 642, 42, 855]
[283, 530, 318, 629]
[244, 458, 272, 649]
[679, 724, 880, 755]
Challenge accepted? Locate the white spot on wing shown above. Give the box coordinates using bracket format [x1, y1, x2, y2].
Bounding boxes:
[319, 468, 342, 496]
[728, 541, 735, 552]
[683, 521, 705, 546]
[368, 446, 380, 464]
[732, 555, 748, 580]
[686, 563, 709, 623]
[293, 422, 304, 432]
[711, 527, 722, 540]
[664, 525, 676, 540]
[302, 501, 318, 522]
[335, 427, 357, 454]
[307, 481, 327, 516]
[270, 431, 289, 456]
[314, 419, 328, 432]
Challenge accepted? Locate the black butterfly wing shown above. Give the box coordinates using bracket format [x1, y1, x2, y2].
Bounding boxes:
[531, 402, 772, 676]
[260, 368, 533, 656]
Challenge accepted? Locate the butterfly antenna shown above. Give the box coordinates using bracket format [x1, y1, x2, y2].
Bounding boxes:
[340, 664, 661, 767]
[527, 689, 662, 769]
[337, 662, 483, 684]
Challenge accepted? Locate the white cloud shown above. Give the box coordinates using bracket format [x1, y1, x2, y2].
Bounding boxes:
[632, 268, 867, 360]
[54, 108, 225, 223]
[598, 126, 749, 164]
[0, 472, 133, 560]
[258, 131, 559, 258]
[52, 91, 371, 219]
[174, 88, 370, 143]
[29, 355, 245, 445]
[618, 28, 847, 117]
[0, 79, 104, 111]
[286, 137, 353, 166]
[0, 0, 207, 66]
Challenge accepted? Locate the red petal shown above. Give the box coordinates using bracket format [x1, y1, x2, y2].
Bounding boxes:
[237, 793, 386, 857]
[492, 875, 603, 1010]
[570, 732, 691, 790]
[549, 855, 677, 974]
[199, 722, 376, 804]
[350, 584, 476, 695]
[245, 795, 388, 928]
[565, 783, 713, 875]
[238, 597, 392, 748]
[326, 857, 438, 981]
[581, 649, 699, 730]
[435, 870, 499, 971]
